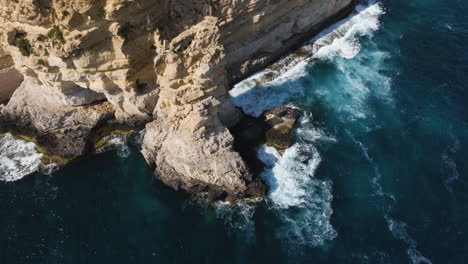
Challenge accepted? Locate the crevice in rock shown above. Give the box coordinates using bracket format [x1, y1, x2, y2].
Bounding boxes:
[229, 113, 268, 177]
[0, 52, 24, 104]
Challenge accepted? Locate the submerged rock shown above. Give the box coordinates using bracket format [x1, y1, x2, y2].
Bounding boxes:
[264, 106, 301, 150]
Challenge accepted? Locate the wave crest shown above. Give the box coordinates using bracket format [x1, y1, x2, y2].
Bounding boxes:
[230, 2, 385, 117]
[257, 116, 337, 246]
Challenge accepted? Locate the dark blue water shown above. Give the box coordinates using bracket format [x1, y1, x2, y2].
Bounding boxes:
[1, 0, 467, 263]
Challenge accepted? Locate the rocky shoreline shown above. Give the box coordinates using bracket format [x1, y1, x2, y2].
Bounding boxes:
[0, 0, 356, 201]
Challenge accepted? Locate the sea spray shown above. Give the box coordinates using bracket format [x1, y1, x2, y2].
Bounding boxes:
[256, 115, 337, 246]
[230, 1, 385, 117]
[227, 0, 386, 246]
[258, 144, 322, 208]
[312, 2, 385, 60]
[0, 129, 146, 182]
[0, 133, 43, 182]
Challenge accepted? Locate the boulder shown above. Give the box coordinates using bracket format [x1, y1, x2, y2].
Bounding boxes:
[263, 106, 301, 150]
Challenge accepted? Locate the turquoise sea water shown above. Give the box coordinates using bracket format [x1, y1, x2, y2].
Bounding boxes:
[1, 0, 467, 263]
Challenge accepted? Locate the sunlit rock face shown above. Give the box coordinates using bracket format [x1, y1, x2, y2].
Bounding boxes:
[0, 0, 355, 199]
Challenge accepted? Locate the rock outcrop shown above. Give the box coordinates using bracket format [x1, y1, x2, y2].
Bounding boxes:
[141, 18, 262, 200]
[264, 106, 301, 150]
[0, 49, 23, 103]
[0, 0, 355, 199]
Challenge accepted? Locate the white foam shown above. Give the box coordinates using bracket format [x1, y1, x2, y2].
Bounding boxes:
[230, 70, 306, 117]
[230, 2, 385, 117]
[256, 117, 337, 245]
[227, 0, 387, 247]
[133, 129, 146, 147]
[386, 217, 433, 264]
[40, 163, 60, 175]
[297, 114, 338, 143]
[312, 2, 384, 60]
[214, 202, 256, 232]
[0, 133, 43, 182]
[258, 143, 322, 208]
[96, 134, 131, 158]
[346, 130, 385, 196]
[348, 131, 432, 264]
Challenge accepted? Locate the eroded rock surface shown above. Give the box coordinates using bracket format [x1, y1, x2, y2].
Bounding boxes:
[0, 77, 115, 160]
[264, 106, 301, 150]
[0, 49, 23, 103]
[0, 0, 355, 198]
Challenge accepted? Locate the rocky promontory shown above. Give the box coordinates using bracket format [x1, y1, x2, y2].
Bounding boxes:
[0, 0, 356, 199]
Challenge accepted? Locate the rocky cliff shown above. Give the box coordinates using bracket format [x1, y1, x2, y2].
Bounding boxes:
[0, 0, 355, 199]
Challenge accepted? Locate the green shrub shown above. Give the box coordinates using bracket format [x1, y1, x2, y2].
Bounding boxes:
[208, 0, 217, 8]
[61, 10, 69, 19]
[47, 27, 56, 38]
[47, 26, 66, 44]
[37, 59, 45, 66]
[16, 38, 32, 57]
[50, 8, 58, 19]
[36, 34, 47, 41]
[97, 7, 106, 18]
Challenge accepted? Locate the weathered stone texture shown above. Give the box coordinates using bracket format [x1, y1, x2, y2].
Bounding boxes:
[0, 0, 355, 199]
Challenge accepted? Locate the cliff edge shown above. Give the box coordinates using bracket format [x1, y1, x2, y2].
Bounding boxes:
[0, 0, 355, 199]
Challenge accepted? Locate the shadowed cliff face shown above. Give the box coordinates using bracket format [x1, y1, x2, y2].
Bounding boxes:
[0, 0, 355, 199]
[0, 50, 23, 103]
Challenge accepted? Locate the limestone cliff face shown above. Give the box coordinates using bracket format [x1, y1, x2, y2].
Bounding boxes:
[0, 49, 23, 103]
[0, 0, 355, 199]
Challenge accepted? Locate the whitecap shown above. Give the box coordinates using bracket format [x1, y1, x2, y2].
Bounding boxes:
[230, 1, 385, 117]
[0, 133, 43, 182]
[258, 143, 322, 208]
[312, 2, 384, 60]
[228, 0, 387, 247]
[256, 117, 337, 246]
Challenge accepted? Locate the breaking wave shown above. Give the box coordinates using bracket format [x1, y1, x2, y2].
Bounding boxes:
[257, 115, 337, 246]
[0, 129, 146, 182]
[230, 1, 385, 117]
[258, 143, 322, 209]
[0, 133, 43, 182]
[312, 1, 385, 60]
[226, 0, 386, 247]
